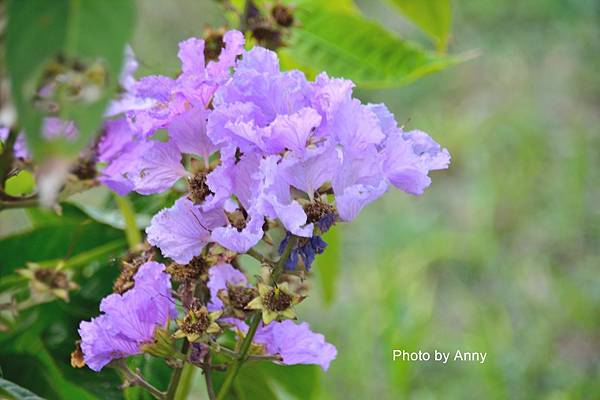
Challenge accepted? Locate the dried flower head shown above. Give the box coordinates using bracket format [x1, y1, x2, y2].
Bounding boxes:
[247, 282, 302, 324]
[173, 304, 222, 343]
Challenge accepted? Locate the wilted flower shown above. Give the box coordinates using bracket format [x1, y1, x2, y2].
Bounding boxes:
[173, 303, 222, 343]
[247, 282, 302, 324]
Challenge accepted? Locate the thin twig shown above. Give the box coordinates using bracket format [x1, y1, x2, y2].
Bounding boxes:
[203, 353, 216, 400]
[246, 248, 274, 266]
[113, 360, 166, 400]
[0, 127, 17, 187]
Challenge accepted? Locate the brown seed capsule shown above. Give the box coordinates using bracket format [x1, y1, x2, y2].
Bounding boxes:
[204, 31, 225, 62]
[263, 287, 293, 312]
[188, 172, 213, 204]
[113, 245, 155, 294]
[303, 200, 336, 224]
[226, 285, 258, 310]
[70, 341, 86, 368]
[167, 255, 210, 283]
[271, 4, 294, 27]
[34, 268, 70, 290]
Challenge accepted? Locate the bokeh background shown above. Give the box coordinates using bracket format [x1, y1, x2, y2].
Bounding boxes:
[1, 0, 598, 399]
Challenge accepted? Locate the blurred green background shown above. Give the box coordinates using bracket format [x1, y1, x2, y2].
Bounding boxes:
[1, 0, 599, 399]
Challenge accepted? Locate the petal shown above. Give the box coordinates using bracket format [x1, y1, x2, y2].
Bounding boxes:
[178, 37, 206, 75]
[327, 99, 385, 153]
[168, 107, 217, 160]
[253, 320, 337, 371]
[132, 141, 189, 195]
[97, 117, 135, 163]
[211, 209, 264, 252]
[382, 130, 450, 195]
[206, 30, 245, 80]
[146, 197, 226, 263]
[264, 107, 321, 154]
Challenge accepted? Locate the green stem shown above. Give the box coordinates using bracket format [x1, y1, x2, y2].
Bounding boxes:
[203, 353, 216, 400]
[246, 248, 274, 266]
[166, 341, 190, 400]
[215, 313, 261, 400]
[114, 194, 142, 250]
[216, 235, 298, 399]
[0, 179, 97, 212]
[172, 363, 196, 400]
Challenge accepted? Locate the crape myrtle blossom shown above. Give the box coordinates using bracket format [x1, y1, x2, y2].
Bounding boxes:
[97, 31, 245, 195]
[206, 263, 337, 370]
[81, 29, 450, 380]
[78, 262, 176, 371]
[131, 39, 449, 264]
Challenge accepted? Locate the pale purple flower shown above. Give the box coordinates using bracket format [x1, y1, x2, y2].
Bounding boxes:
[253, 320, 337, 371]
[146, 197, 227, 263]
[98, 138, 153, 195]
[332, 146, 388, 221]
[311, 72, 354, 132]
[78, 262, 176, 371]
[203, 150, 262, 212]
[168, 108, 217, 161]
[381, 129, 450, 195]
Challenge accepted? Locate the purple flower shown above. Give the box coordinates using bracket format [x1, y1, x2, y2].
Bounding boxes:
[146, 197, 227, 264]
[123, 30, 244, 137]
[98, 138, 153, 196]
[381, 129, 450, 195]
[253, 320, 337, 371]
[78, 262, 176, 371]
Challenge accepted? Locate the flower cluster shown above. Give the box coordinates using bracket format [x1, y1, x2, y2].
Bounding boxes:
[98, 30, 449, 266]
[77, 29, 449, 376]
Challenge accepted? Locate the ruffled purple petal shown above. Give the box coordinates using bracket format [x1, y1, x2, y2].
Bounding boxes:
[253, 320, 337, 371]
[131, 141, 189, 195]
[78, 262, 175, 371]
[382, 130, 450, 195]
[168, 107, 217, 160]
[146, 197, 227, 263]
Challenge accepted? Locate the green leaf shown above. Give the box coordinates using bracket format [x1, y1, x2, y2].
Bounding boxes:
[213, 363, 320, 399]
[4, 171, 35, 197]
[315, 228, 341, 305]
[0, 204, 126, 274]
[0, 377, 45, 399]
[384, 0, 452, 51]
[284, 6, 461, 88]
[6, 0, 135, 160]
